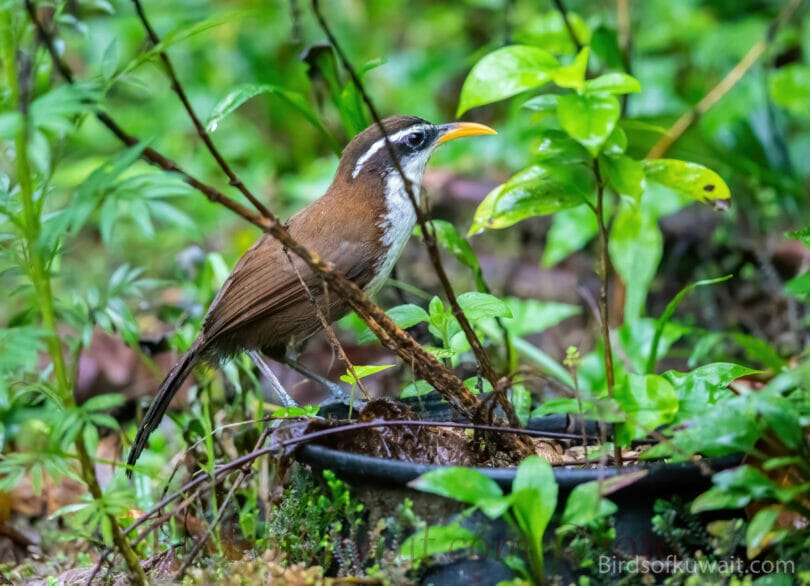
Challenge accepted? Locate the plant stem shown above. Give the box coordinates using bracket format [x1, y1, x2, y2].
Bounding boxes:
[2, 13, 145, 583]
[593, 162, 623, 467]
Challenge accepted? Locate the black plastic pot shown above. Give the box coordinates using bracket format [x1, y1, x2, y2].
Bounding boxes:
[299, 395, 739, 584]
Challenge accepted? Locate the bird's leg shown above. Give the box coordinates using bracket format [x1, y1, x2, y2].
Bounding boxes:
[281, 354, 364, 408]
[247, 351, 298, 408]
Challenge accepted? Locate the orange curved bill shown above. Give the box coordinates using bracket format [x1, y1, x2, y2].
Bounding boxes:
[436, 122, 497, 144]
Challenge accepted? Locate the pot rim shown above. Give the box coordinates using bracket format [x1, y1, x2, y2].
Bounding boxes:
[297, 443, 741, 492]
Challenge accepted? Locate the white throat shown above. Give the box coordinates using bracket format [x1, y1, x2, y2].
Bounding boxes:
[364, 156, 429, 295]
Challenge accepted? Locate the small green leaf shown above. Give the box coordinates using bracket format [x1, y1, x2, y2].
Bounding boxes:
[551, 47, 589, 90]
[642, 159, 730, 204]
[339, 364, 395, 384]
[557, 93, 620, 157]
[584, 72, 641, 95]
[457, 45, 559, 116]
[409, 467, 503, 505]
[514, 10, 591, 54]
[400, 524, 477, 561]
[663, 362, 760, 419]
[599, 154, 645, 199]
[785, 270, 810, 297]
[534, 129, 590, 164]
[560, 481, 618, 529]
[457, 292, 512, 321]
[469, 165, 591, 234]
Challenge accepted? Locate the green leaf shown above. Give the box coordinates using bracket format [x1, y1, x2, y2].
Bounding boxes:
[599, 154, 645, 199]
[357, 304, 429, 343]
[469, 164, 591, 234]
[457, 292, 512, 321]
[560, 481, 618, 529]
[769, 64, 810, 118]
[542, 204, 599, 267]
[551, 48, 589, 90]
[400, 380, 433, 398]
[500, 298, 580, 336]
[428, 220, 487, 291]
[511, 456, 557, 577]
[339, 364, 394, 384]
[785, 270, 810, 297]
[584, 72, 641, 95]
[642, 159, 730, 204]
[663, 362, 760, 420]
[692, 466, 778, 512]
[400, 524, 477, 561]
[81, 393, 125, 412]
[207, 84, 340, 154]
[609, 205, 662, 320]
[457, 46, 559, 116]
[614, 374, 678, 445]
[533, 129, 590, 164]
[746, 506, 786, 558]
[409, 467, 503, 505]
[557, 93, 620, 157]
[522, 94, 559, 113]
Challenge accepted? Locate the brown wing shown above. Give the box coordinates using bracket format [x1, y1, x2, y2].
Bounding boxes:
[198, 194, 383, 357]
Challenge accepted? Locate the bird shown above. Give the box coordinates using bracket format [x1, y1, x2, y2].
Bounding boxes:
[126, 115, 496, 473]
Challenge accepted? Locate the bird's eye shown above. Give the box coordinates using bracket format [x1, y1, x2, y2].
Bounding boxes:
[403, 130, 426, 149]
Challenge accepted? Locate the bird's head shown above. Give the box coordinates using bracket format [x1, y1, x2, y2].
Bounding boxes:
[339, 115, 496, 188]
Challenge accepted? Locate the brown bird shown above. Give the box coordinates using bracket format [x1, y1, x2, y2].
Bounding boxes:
[126, 115, 496, 472]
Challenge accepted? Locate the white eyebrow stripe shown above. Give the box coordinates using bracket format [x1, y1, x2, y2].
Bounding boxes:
[351, 124, 430, 179]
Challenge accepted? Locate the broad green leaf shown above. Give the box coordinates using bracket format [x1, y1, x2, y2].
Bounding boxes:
[557, 93, 620, 156]
[271, 405, 319, 418]
[81, 393, 126, 412]
[457, 46, 559, 116]
[409, 467, 503, 505]
[584, 72, 641, 95]
[731, 333, 787, 372]
[500, 298, 580, 336]
[358, 304, 429, 343]
[769, 64, 810, 118]
[560, 481, 618, 529]
[663, 362, 760, 420]
[206, 84, 340, 154]
[457, 292, 513, 321]
[400, 524, 477, 561]
[599, 154, 645, 199]
[551, 48, 589, 90]
[609, 205, 662, 320]
[642, 159, 730, 204]
[427, 220, 487, 291]
[542, 204, 598, 267]
[339, 364, 395, 384]
[746, 506, 786, 559]
[614, 374, 678, 445]
[469, 165, 591, 234]
[533, 129, 590, 164]
[692, 466, 779, 512]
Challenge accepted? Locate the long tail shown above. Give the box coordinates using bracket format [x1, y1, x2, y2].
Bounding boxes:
[127, 344, 200, 476]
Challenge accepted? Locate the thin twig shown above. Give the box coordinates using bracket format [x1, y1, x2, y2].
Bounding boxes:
[129, 0, 272, 219]
[646, 0, 802, 159]
[550, 0, 582, 52]
[310, 0, 505, 397]
[593, 161, 622, 467]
